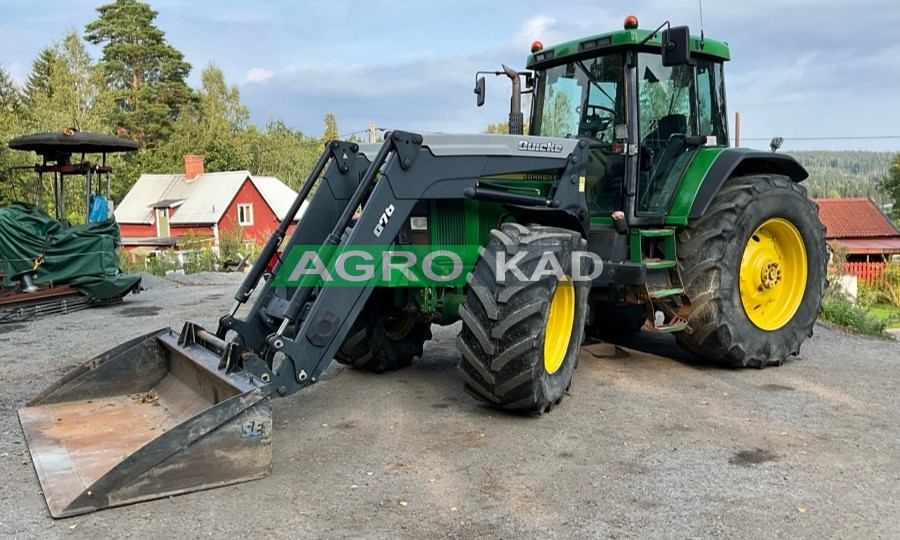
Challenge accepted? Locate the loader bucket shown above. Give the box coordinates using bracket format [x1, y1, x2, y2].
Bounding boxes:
[18, 327, 272, 518]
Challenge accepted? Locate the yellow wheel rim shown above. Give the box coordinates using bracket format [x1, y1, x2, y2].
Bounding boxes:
[739, 218, 807, 331]
[544, 276, 575, 374]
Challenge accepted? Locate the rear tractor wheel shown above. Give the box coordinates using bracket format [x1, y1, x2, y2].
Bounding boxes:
[456, 223, 589, 414]
[675, 174, 827, 367]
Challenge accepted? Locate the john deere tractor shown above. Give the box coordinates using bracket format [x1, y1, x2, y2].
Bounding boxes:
[19, 18, 825, 517]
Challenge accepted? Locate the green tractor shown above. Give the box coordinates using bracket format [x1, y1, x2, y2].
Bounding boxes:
[19, 18, 826, 517]
[457, 16, 827, 409]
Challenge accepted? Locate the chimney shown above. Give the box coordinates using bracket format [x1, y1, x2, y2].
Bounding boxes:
[184, 154, 205, 181]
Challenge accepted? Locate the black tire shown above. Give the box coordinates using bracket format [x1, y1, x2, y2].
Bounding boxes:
[675, 174, 826, 367]
[456, 223, 589, 414]
[335, 291, 432, 373]
[586, 302, 646, 339]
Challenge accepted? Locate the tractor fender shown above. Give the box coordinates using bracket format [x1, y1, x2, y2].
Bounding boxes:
[666, 148, 809, 225]
[507, 205, 589, 239]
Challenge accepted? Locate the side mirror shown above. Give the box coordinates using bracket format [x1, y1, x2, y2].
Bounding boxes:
[770, 136, 784, 153]
[474, 76, 485, 107]
[661, 25, 691, 66]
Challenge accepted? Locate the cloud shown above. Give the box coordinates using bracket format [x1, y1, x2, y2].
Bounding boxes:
[242, 67, 275, 84]
[238, 48, 514, 137]
[511, 15, 557, 49]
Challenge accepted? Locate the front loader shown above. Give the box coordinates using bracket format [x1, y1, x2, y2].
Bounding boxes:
[20, 16, 826, 517]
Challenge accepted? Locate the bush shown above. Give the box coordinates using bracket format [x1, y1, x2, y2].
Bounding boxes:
[820, 285, 888, 337]
[820, 246, 889, 337]
[147, 250, 182, 275]
[217, 220, 261, 269]
[116, 224, 265, 277]
[875, 261, 900, 307]
[181, 246, 218, 274]
[857, 283, 880, 310]
[117, 248, 144, 275]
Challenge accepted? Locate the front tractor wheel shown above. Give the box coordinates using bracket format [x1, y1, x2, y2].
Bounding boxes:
[675, 174, 827, 367]
[456, 223, 589, 414]
[335, 291, 432, 373]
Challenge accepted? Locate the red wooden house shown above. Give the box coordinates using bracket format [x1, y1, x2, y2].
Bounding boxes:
[814, 197, 900, 261]
[115, 155, 304, 252]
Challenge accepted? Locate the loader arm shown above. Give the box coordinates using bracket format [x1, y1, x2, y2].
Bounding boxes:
[228, 131, 592, 397]
[216, 140, 372, 350]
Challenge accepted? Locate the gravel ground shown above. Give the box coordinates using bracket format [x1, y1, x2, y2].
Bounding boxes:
[1, 273, 898, 539]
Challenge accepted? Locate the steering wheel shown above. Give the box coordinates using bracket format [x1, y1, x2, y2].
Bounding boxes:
[580, 104, 617, 140]
[586, 104, 616, 117]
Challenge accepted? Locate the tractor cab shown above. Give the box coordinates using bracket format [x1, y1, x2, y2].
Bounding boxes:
[525, 17, 730, 225]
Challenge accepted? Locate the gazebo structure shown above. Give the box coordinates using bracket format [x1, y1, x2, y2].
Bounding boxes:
[8, 128, 139, 222]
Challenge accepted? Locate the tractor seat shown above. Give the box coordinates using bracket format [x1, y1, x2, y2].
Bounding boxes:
[644, 114, 687, 150]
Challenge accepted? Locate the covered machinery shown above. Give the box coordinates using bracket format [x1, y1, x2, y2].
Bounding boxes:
[1, 130, 140, 320]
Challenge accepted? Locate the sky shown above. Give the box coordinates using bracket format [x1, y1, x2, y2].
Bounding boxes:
[2, 0, 900, 152]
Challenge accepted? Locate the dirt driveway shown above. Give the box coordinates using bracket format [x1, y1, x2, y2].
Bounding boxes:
[1, 273, 897, 538]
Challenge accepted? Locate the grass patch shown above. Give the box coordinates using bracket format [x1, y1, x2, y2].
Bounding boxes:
[868, 304, 900, 327]
[820, 285, 889, 338]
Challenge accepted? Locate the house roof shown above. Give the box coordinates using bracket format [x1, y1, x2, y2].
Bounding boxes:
[813, 198, 900, 239]
[829, 237, 900, 255]
[115, 170, 304, 225]
[150, 199, 184, 208]
[252, 175, 307, 222]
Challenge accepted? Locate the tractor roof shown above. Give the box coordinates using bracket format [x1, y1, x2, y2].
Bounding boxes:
[526, 25, 730, 70]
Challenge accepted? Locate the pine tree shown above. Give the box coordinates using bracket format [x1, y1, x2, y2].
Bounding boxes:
[84, 0, 193, 150]
[23, 47, 59, 105]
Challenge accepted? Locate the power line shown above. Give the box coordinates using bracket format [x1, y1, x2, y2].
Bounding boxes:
[282, 129, 370, 148]
[738, 135, 900, 142]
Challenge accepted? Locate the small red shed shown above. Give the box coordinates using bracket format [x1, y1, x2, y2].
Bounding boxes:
[814, 197, 900, 262]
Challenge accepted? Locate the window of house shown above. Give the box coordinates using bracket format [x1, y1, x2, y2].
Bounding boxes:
[238, 204, 253, 226]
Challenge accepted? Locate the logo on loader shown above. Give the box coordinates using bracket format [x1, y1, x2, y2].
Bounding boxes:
[518, 140, 564, 153]
[241, 420, 265, 438]
[373, 204, 395, 237]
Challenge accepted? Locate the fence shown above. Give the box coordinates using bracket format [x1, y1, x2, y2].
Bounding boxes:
[845, 262, 886, 283]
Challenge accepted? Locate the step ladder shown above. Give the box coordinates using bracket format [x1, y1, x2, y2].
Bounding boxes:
[629, 228, 691, 333]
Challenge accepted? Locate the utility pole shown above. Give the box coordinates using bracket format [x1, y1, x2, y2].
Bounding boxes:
[369, 122, 377, 143]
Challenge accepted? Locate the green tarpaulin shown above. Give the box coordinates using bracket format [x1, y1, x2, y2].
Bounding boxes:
[0, 203, 141, 300]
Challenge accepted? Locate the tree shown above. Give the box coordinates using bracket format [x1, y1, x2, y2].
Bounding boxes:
[24, 30, 108, 133]
[85, 0, 192, 150]
[157, 64, 252, 172]
[880, 154, 900, 223]
[541, 89, 575, 138]
[23, 47, 58, 105]
[316, 112, 340, 154]
[249, 120, 319, 189]
[0, 64, 28, 205]
[6, 31, 112, 215]
[482, 120, 530, 135]
[322, 112, 339, 141]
